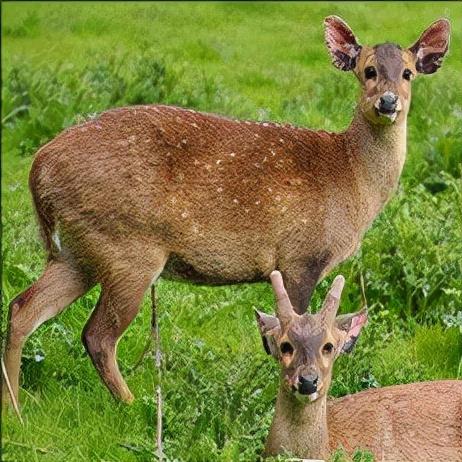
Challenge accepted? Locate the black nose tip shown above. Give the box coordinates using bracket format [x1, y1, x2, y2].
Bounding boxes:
[298, 375, 318, 395]
[379, 94, 398, 113]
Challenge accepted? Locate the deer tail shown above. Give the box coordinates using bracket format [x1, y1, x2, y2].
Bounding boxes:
[28, 155, 57, 261]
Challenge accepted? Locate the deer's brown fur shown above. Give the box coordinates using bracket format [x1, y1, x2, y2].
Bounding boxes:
[267, 379, 462, 461]
[328, 380, 462, 461]
[259, 272, 462, 461]
[3, 16, 450, 404]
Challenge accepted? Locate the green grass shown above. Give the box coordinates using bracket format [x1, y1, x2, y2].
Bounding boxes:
[2, 2, 462, 461]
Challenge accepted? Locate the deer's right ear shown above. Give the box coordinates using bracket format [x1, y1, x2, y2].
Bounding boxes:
[335, 308, 368, 354]
[408, 19, 450, 74]
[324, 16, 362, 71]
[255, 309, 280, 357]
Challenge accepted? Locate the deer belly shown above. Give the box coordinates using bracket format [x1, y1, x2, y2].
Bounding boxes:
[162, 251, 272, 285]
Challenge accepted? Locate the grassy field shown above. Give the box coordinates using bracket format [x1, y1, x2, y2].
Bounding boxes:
[2, 2, 462, 461]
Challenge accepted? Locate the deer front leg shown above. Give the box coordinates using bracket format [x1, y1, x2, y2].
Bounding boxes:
[280, 257, 329, 314]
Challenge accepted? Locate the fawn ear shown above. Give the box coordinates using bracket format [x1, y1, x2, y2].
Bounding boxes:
[324, 15, 362, 71]
[335, 308, 367, 354]
[255, 309, 280, 357]
[409, 19, 450, 74]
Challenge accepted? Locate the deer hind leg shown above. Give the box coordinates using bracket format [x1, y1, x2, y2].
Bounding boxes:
[2, 259, 89, 406]
[81, 257, 166, 403]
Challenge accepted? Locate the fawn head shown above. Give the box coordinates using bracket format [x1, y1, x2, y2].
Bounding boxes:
[256, 272, 367, 402]
[324, 16, 450, 125]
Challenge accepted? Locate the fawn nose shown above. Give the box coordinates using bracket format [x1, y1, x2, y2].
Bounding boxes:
[378, 92, 398, 113]
[298, 374, 318, 395]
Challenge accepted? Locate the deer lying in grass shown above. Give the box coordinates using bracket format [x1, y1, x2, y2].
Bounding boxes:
[3, 16, 451, 406]
[256, 271, 462, 461]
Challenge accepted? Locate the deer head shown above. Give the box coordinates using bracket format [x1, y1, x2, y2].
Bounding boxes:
[324, 16, 450, 125]
[256, 271, 367, 402]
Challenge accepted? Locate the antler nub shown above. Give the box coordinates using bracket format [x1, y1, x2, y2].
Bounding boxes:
[320, 275, 345, 324]
[270, 271, 294, 326]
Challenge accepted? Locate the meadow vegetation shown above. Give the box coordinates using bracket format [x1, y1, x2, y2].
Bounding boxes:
[2, 2, 461, 461]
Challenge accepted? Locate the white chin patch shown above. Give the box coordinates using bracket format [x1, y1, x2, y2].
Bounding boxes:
[374, 105, 398, 123]
[382, 112, 397, 122]
[294, 391, 319, 403]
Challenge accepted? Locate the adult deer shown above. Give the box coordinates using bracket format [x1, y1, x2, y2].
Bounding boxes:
[3, 17, 451, 405]
[257, 271, 462, 461]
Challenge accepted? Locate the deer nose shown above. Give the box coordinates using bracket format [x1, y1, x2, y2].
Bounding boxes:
[378, 93, 398, 113]
[298, 374, 318, 395]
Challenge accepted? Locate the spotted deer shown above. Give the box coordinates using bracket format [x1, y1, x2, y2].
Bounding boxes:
[3, 17, 451, 406]
[258, 271, 462, 461]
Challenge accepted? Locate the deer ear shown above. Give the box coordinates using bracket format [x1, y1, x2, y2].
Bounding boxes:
[335, 308, 367, 354]
[324, 16, 362, 71]
[255, 309, 280, 357]
[409, 19, 450, 74]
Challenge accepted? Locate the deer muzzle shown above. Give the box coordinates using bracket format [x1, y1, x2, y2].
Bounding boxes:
[377, 90, 398, 110]
[297, 373, 318, 395]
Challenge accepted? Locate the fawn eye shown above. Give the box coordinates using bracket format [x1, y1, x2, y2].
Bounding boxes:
[402, 68, 413, 81]
[322, 342, 334, 354]
[364, 66, 377, 80]
[280, 342, 294, 355]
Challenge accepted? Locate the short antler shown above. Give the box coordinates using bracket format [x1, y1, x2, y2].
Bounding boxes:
[270, 271, 294, 327]
[320, 275, 345, 325]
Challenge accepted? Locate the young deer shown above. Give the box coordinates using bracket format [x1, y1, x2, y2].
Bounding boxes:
[257, 271, 462, 461]
[3, 17, 451, 406]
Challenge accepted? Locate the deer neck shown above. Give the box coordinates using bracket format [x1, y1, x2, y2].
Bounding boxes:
[265, 386, 329, 459]
[346, 109, 407, 217]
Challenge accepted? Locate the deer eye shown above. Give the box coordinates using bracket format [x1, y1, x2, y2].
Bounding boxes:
[322, 342, 334, 354]
[280, 342, 294, 355]
[402, 68, 413, 81]
[364, 66, 377, 80]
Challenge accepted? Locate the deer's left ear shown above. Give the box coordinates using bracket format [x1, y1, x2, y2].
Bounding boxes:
[255, 309, 280, 357]
[335, 308, 368, 354]
[409, 19, 450, 74]
[324, 15, 362, 71]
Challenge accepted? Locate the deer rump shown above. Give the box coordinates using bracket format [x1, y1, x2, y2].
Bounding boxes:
[328, 380, 462, 461]
[30, 104, 360, 289]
